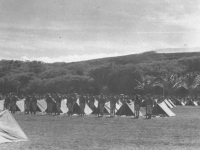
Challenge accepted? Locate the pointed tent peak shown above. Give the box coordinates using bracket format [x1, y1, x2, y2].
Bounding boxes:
[0, 110, 28, 144]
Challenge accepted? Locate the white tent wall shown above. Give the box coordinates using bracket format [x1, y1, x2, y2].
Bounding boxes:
[0, 100, 5, 111]
[16, 99, 25, 112]
[158, 102, 176, 117]
[84, 103, 93, 115]
[164, 99, 173, 109]
[0, 110, 28, 144]
[116, 102, 122, 110]
[94, 99, 98, 108]
[168, 99, 176, 107]
[60, 99, 68, 114]
[77, 98, 93, 115]
[193, 101, 198, 106]
[181, 101, 185, 106]
[37, 99, 47, 112]
[77, 98, 80, 105]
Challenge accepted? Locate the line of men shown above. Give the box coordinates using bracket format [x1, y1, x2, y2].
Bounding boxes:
[4, 93, 18, 114]
[63, 93, 119, 117]
[2, 92, 156, 118]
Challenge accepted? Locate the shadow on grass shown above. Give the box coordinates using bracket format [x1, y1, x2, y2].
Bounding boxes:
[93, 116, 104, 119]
[105, 116, 116, 119]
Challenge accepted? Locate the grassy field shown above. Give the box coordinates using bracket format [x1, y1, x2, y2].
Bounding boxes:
[1, 106, 200, 150]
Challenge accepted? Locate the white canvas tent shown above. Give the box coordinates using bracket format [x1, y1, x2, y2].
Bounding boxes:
[116, 102, 143, 116]
[104, 102, 121, 114]
[60, 99, 68, 114]
[193, 101, 198, 106]
[104, 102, 112, 113]
[37, 99, 47, 112]
[76, 99, 93, 115]
[16, 99, 25, 112]
[181, 101, 185, 106]
[116, 102, 122, 110]
[0, 110, 28, 144]
[153, 101, 176, 117]
[84, 103, 93, 115]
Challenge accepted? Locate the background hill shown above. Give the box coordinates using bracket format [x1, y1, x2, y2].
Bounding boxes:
[0, 48, 200, 95]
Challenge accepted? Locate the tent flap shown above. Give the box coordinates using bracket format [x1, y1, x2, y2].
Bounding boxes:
[154, 102, 176, 117]
[0, 110, 28, 144]
[37, 99, 47, 112]
[16, 99, 25, 112]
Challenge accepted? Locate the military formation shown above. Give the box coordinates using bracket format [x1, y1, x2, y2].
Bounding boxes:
[1, 93, 200, 119]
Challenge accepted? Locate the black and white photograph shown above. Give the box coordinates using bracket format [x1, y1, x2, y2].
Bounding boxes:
[0, 0, 200, 150]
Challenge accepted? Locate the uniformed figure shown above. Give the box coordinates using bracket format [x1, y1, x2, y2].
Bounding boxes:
[46, 93, 54, 115]
[146, 94, 154, 119]
[11, 93, 18, 114]
[86, 94, 89, 104]
[4, 94, 11, 110]
[134, 95, 141, 119]
[25, 94, 31, 114]
[98, 93, 106, 117]
[79, 94, 86, 116]
[31, 94, 37, 114]
[88, 94, 95, 110]
[110, 94, 117, 117]
[67, 94, 74, 116]
[55, 93, 62, 115]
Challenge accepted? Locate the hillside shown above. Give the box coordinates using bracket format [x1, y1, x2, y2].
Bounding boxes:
[0, 48, 200, 95]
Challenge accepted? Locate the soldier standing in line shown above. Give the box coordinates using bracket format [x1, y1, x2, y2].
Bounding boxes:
[11, 93, 18, 114]
[4, 94, 11, 110]
[110, 93, 117, 117]
[46, 93, 53, 115]
[25, 94, 31, 114]
[94, 95, 100, 116]
[134, 95, 141, 119]
[98, 93, 106, 117]
[79, 93, 86, 116]
[31, 93, 37, 114]
[96, 94, 100, 117]
[67, 94, 74, 116]
[146, 94, 154, 119]
[51, 94, 57, 115]
[88, 93, 95, 111]
[85, 94, 89, 104]
[55, 93, 62, 115]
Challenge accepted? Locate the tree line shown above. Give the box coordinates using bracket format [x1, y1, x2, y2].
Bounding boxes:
[0, 51, 200, 96]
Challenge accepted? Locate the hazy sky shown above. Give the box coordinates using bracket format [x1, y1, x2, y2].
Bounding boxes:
[0, 0, 200, 63]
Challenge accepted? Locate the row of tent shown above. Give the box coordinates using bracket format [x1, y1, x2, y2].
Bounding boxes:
[0, 98, 177, 117]
[173, 99, 199, 106]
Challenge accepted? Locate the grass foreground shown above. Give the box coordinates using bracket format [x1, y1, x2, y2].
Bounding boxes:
[1, 106, 200, 150]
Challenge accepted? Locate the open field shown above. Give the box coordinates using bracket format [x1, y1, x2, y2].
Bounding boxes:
[1, 106, 200, 150]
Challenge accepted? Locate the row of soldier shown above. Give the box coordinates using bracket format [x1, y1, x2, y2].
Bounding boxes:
[2, 93, 156, 118]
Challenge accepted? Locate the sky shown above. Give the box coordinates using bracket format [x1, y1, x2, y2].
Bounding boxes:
[0, 0, 200, 63]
